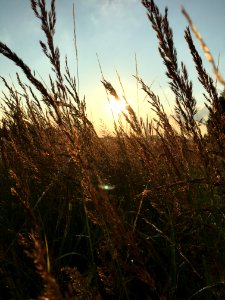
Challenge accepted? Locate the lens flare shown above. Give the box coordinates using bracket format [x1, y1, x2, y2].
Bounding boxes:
[98, 184, 115, 190]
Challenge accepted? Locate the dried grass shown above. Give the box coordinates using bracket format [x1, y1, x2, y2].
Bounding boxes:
[0, 0, 225, 299]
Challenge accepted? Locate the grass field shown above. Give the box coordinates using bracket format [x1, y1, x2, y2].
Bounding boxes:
[0, 0, 225, 299]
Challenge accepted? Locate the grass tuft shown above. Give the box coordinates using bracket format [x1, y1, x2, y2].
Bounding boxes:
[0, 0, 225, 299]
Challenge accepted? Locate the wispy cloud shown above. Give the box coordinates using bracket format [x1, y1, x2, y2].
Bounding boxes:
[87, 0, 141, 29]
[100, 0, 139, 17]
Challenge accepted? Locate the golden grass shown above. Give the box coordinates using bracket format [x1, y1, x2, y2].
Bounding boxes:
[0, 0, 225, 299]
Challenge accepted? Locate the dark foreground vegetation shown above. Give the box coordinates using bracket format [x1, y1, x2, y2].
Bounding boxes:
[0, 0, 225, 299]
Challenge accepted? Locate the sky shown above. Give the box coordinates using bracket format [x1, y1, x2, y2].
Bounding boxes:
[0, 0, 225, 133]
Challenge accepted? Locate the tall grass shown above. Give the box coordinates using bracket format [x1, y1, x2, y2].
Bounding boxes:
[0, 0, 225, 299]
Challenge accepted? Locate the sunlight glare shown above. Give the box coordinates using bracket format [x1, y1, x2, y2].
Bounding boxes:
[107, 95, 127, 116]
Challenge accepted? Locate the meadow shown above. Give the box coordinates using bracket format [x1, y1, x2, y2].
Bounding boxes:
[0, 0, 225, 299]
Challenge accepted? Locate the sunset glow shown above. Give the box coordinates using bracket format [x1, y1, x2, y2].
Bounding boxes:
[107, 95, 128, 117]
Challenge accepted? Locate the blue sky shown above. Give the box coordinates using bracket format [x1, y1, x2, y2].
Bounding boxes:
[0, 0, 225, 132]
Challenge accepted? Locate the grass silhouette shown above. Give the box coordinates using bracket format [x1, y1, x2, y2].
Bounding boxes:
[0, 0, 225, 299]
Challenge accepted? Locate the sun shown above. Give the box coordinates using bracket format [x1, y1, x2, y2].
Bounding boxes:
[107, 95, 127, 116]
